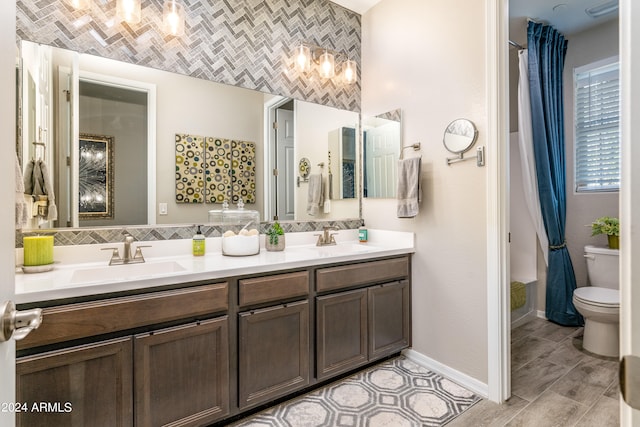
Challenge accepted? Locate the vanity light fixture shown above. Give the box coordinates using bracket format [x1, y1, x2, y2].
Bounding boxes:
[116, 0, 142, 24]
[63, 0, 92, 10]
[162, 0, 185, 36]
[292, 43, 357, 84]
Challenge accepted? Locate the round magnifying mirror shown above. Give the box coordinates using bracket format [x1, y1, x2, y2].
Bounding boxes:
[443, 119, 478, 154]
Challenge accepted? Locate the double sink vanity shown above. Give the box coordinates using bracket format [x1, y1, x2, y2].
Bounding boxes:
[14, 229, 414, 427]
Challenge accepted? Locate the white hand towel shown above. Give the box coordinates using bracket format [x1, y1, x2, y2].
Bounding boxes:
[15, 153, 28, 229]
[38, 160, 58, 221]
[397, 157, 422, 218]
[323, 174, 331, 214]
[306, 174, 324, 216]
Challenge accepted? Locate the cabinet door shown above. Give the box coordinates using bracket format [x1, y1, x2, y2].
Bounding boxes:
[316, 288, 368, 380]
[368, 280, 410, 360]
[238, 301, 309, 409]
[134, 317, 229, 427]
[16, 338, 133, 427]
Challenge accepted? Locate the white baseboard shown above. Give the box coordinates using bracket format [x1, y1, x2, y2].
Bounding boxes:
[402, 348, 489, 399]
[537, 310, 547, 319]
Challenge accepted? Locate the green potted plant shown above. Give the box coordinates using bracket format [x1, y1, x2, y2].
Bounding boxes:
[265, 221, 285, 251]
[590, 216, 620, 249]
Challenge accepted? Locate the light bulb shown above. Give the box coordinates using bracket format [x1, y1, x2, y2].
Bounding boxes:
[319, 51, 335, 79]
[294, 45, 311, 73]
[342, 59, 357, 84]
[116, 0, 141, 24]
[163, 0, 185, 36]
[64, 0, 92, 10]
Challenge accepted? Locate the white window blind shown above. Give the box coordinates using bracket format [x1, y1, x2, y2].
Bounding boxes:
[574, 59, 620, 192]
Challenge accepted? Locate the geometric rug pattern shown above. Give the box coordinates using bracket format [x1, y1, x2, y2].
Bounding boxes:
[232, 356, 482, 427]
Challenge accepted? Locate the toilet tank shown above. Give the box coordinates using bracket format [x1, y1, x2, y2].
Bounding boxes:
[584, 245, 619, 289]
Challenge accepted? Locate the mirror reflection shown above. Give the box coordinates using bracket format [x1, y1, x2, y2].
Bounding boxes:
[443, 118, 477, 154]
[363, 109, 402, 198]
[18, 40, 361, 229]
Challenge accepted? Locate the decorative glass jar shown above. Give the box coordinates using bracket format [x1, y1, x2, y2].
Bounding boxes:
[218, 201, 260, 256]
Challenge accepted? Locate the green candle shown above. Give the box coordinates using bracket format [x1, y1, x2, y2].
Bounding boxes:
[23, 236, 54, 266]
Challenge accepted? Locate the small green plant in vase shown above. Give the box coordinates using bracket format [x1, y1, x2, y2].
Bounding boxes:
[590, 216, 620, 249]
[265, 221, 285, 251]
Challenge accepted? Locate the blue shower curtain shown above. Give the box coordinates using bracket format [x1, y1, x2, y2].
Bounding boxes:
[527, 22, 583, 326]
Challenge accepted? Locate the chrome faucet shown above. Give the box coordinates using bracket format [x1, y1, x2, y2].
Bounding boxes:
[101, 232, 150, 265]
[315, 226, 338, 246]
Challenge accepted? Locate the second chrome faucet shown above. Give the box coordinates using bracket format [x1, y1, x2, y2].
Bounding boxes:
[102, 232, 150, 265]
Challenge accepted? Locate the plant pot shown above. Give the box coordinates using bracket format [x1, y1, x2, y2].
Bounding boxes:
[608, 235, 619, 250]
[266, 234, 285, 252]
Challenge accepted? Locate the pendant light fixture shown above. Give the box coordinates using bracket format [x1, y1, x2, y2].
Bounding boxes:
[162, 0, 186, 36]
[63, 0, 92, 10]
[318, 50, 335, 79]
[294, 44, 312, 73]
[116, 0, 142, 24]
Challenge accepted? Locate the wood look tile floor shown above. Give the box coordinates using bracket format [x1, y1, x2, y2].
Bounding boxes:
[448, 317, 620, 427]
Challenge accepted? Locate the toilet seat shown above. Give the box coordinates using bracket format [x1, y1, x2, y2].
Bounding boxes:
[574, 287, 619, 308]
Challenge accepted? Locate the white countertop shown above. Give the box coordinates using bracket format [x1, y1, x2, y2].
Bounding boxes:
[15, 229, 415, 304]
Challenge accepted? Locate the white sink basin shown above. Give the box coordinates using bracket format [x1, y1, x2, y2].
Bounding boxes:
[301, 243, 380, 257]
[70, 261, 186, 284]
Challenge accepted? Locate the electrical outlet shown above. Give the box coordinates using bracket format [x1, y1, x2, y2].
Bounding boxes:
[159, 203, 168, 215]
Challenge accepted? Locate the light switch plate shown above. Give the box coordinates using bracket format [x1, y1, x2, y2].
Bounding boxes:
[159, 203, 168, 215]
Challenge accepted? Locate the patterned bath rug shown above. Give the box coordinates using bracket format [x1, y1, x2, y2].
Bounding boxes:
[231, 356, 482, 426]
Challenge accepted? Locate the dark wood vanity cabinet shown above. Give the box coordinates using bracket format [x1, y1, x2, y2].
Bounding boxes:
[238, 301, 310, 409]
[16, 283, 229, 427]
[134, 317, 229, 427]
[368, 280, 411, 359]
[316, 258, 411, 379]
[316, 289, 368, 379]
[16, 255, 410, 426]
[237, 271, 311, 410]
[16, 338, 133, 427]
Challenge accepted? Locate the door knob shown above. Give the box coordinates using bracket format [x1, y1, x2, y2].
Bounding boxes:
[0, 301, 42, 342]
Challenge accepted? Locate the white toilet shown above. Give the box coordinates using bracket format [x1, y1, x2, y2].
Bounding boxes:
[572, 245, 619, 357]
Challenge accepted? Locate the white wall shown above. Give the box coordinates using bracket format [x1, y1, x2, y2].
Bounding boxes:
[563, 19, 619, 288]
[362, 0, 489, 383]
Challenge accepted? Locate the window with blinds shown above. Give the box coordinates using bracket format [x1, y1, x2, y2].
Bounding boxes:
[574, 58, 620, 193]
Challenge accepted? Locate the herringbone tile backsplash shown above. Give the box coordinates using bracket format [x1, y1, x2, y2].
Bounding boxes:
[17, 0, 361, 112]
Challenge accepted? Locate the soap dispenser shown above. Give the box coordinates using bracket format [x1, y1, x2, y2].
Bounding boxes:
[193, 225, 205, 256]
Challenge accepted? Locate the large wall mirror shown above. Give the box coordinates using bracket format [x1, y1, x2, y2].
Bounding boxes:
[363, 108, 402, 198]
[17, 40, 361, 230]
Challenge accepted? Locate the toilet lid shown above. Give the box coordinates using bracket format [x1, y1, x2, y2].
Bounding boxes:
[574, 287, 619, 307]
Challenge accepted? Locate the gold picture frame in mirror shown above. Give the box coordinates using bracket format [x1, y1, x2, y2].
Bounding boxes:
[78, 133, 114, 220]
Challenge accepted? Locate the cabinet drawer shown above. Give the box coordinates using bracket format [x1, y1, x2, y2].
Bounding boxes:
[18, 282, 229, 350]
[17, 337, 133, 427]
[239, 271, 309, 307]
[316, 257, 409, 293]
